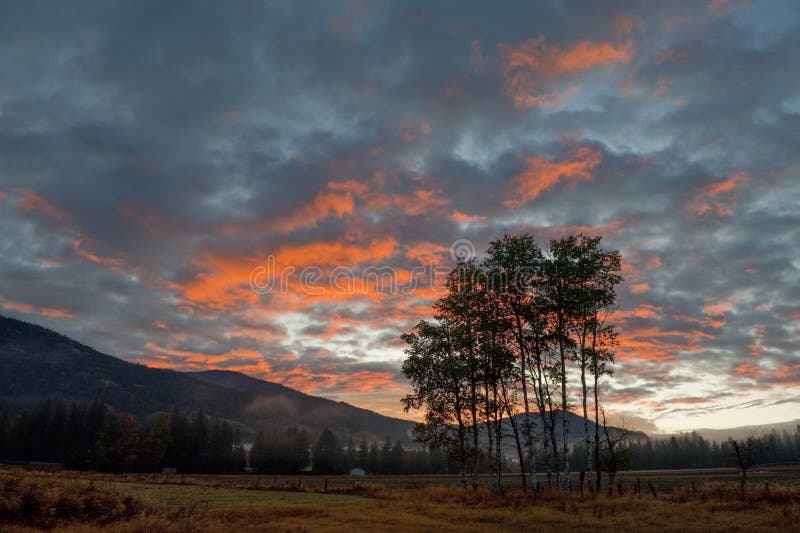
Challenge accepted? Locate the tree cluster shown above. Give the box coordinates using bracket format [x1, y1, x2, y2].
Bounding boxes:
[402, 233, 622, 493]
[0, 399, 246, 473]
[620, 429, 800, 471]
[0, 399, 475, 475]
[249, 426, 470, 475]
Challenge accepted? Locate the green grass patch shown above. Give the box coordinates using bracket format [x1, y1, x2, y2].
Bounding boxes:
[112, 481, 371, 510]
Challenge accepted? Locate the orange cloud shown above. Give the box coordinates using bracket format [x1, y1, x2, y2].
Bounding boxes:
[747, 343, 764, 358]
[327, 179, 370, 196]
[644, 256, 662, 269]
[270, 366, 401, 394]
[703, 301, 734, 316]
[35, 258, 61, 268]
[404, 241, 448, 266]
[630, 283, 651, 294]
[616, 326, 713, 363]
[500, 36, 632, 77]
[14, 190, 134, 277]
[1, 299, 33, 314]
[499, 36, 631, 108]
[180, 238, 400, 310]
[71, 238, 126, 270]
[244, 178, 450, 237]
[734, 363, 760, 378]
[14, 189, 68, 221]
[273, 189, 356, 233]
[450, 210, 487, 224]
[686, 171, 748, 216]
[143, 341, 271, 375]
[772, 363, 800, 385]
[507, 85, 578, 110]
[505, 146, 602, 206]
[40, 307, 76, 319]
[673, 310, 726, 330]
[360, 187, 450, 217]
[615, 304, 662, 320]
[274, 237, 398, 268]
[0, 295, 74, 320]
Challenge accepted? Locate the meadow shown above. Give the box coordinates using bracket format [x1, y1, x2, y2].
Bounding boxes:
[2, 466, 800, 532]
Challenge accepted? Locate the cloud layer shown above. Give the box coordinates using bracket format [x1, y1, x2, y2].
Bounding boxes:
[1, 0, 799, 430]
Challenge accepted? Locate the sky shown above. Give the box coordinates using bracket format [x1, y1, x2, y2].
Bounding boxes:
[1, 0, 799, 433]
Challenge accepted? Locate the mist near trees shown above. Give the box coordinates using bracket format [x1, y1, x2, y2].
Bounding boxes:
[0, 399, 246, 473]
[0, 399, 472, 475]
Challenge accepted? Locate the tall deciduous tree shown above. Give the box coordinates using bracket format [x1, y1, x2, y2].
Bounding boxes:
[402, 232, 622, 494]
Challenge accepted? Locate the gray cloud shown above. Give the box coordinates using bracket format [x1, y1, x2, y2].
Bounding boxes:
[1, 0, 798, 426]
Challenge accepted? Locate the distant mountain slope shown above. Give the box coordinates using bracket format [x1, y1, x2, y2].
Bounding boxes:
[0, 315, 659, 448]
[496, 411, 647, 446]
[189, 369, 417, 442]
[651, 420, 800, 443]
[0, 315, 415, 443]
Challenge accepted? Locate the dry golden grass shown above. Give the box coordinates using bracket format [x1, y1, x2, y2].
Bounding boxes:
[1, 469, 799, 532]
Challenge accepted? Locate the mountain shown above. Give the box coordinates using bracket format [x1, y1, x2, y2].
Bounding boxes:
[0, 315, 415, 444]
[0, 314, 644, 448]
[651, 420, 800, 443]
[188, 369, 418, 442]
[499, 411, 647, 446]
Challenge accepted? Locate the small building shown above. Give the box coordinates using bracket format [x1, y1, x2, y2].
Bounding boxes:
[162, 467, 178, 475]
[350, 467, 365, 477]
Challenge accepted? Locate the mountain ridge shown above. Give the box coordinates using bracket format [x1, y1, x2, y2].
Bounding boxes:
[0, 315, 416, 443]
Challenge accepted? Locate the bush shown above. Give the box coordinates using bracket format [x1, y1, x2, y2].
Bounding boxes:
[0, 474, 153, 529]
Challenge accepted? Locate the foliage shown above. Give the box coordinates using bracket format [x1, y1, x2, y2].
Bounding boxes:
[0, 399, 246, 474]
[402, 232, 623, 493]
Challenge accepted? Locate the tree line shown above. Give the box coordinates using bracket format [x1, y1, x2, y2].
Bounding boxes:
[402, 233, 623, 493]
[0, 399, 246, 473]
[250, 425, 486, 475]
[622, 429, 800, 470]
[0, 399, 479, 475]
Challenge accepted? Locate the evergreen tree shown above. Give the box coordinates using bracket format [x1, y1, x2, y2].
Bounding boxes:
[312, 428, 342, 474]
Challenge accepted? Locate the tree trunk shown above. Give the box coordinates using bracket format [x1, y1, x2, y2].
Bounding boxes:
[580, 333, 592, 492]
[485, 380, 494, 493]
[501, 377, 527, 490]
[560, 344, 570, 492]
[515, 317, 538, 491]
[493, 384, 503, 494]
[592, 323, 601, 494]
[470, 374, 479, 491]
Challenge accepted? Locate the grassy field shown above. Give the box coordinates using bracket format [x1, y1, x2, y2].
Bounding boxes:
[2, 466, 799, 532]
[58, 464, 800, 491]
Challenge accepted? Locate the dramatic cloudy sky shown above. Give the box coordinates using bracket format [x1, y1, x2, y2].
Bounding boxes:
[1, 0, 798, 432]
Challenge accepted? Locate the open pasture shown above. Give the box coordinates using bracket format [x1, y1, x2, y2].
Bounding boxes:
[2, 466, 799, 532]
[58, 464, 800, 493]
